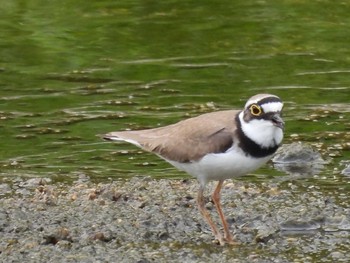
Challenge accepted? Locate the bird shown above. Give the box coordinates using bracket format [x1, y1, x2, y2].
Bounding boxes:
[102, 94, 284, 245]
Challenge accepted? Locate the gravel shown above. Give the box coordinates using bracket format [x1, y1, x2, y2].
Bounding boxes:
[1, 174, 350, 263]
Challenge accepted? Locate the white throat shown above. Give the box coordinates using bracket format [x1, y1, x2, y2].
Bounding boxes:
[238, 111, 283, 148]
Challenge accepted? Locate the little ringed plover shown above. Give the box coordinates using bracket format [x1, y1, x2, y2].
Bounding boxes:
[103, 93, 284, 245]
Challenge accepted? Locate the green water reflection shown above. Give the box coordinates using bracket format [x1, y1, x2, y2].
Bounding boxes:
[0, 0, 349, 183]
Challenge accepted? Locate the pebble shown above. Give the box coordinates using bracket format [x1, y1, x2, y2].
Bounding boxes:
[341, 164, 350, 176]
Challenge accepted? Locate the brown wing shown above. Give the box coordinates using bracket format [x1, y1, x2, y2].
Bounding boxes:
[104, 110, 239, 163]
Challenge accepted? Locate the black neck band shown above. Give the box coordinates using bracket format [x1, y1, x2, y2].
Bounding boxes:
[235, 113, 279, 158]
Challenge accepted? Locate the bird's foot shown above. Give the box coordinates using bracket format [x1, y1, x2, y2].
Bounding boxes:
[223, 236, 240, 246]
[212, 232, 226, 246]
[213, 234, 240, 246]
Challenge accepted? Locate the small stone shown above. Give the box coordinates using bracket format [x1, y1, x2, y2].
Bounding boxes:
[71, 192, 78, 201]
[90, 232, 106, 241]
[330, 251, 344, 259]
[341, 164, 350, 176]
[88, 192, 97, 200]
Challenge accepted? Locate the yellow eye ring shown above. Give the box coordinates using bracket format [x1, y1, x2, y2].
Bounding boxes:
[250, 104, 262, 116]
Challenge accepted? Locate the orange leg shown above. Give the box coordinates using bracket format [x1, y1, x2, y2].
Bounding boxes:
[197, 185, 224, 245]
[211, 180, 238, 244]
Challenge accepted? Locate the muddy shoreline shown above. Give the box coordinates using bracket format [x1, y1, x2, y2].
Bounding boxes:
[1, 174, 349, 262]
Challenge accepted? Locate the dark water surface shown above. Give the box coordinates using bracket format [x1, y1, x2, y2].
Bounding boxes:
[0, 0, 350, 261]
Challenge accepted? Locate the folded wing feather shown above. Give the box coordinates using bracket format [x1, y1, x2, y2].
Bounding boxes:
[103, 110, 239, 163]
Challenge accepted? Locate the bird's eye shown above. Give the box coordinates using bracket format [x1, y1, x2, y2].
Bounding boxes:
[250, 104, 262, 116]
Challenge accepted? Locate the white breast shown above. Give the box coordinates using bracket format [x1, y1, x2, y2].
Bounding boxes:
[166, 146, 272, 186]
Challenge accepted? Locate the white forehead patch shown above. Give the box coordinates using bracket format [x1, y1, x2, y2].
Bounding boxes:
[261, 102, 283, 113]
[245, 98, 262, 108]
[245, 95, 280, 108]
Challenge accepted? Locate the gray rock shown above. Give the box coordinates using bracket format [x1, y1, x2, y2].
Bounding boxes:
[341, 164, 350, 176]
[273, 142, 325, 175]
